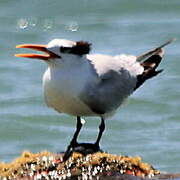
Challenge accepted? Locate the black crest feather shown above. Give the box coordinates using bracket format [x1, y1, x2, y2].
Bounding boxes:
[60, 41, 91, 56]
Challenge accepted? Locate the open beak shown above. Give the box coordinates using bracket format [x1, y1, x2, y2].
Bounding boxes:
[15, 44, 60, 60]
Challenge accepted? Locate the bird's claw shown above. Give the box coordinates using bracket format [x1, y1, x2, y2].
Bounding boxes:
[63, 142, 103, 162]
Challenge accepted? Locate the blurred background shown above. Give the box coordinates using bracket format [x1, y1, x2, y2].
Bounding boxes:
[0, 0, 180, 173]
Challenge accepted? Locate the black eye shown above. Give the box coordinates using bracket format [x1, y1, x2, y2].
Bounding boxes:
[60, 46, 71, 53]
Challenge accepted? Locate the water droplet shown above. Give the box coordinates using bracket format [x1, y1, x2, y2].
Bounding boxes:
[29, 18, 37, 27]
[81, 118, 86, 124]
[66, 21, 79, 32]
[43, 19, 53, 31]
[17, 18, 28, 29]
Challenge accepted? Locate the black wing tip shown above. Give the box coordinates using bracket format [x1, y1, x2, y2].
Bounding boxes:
[157, 69, 163, 73]
[137, 38, 176, 62]
[135, 55, 164, 90]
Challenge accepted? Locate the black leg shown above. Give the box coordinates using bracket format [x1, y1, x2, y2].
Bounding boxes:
[63, 117, 105, 161]
[69, 116, 82, 146]
[95, 117, 105, 147]
[63, 116, 82, 161]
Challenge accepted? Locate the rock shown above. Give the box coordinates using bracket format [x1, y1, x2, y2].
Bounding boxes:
[0, 151, 179, 180]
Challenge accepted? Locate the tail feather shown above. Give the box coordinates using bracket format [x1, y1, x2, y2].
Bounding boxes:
[134, 39, 175, 90]
[134, 50, 163, 90]
[136, 38, 175, 62]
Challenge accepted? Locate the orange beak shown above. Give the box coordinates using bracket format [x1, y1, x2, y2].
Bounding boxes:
[15, 44, 60, 60]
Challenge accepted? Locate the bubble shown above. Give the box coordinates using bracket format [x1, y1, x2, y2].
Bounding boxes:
[17, 18, 28, 29]
[66, 21, 79, 32]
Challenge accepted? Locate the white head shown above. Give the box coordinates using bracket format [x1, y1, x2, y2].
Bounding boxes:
[15, 38, 91, 67]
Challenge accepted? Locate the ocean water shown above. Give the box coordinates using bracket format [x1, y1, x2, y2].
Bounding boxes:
[0, 0, 180, 173]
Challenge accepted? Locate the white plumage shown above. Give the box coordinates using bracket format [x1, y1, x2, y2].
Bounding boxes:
[42, 39, 144, 118]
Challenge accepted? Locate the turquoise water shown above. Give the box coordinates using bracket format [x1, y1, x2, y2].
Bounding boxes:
[0, 0, 180, 173]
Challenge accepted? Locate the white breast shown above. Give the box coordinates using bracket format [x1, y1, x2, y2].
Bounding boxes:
[42, 64, 97, 116]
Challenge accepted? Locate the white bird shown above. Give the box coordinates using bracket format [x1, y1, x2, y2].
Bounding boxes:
[15, 38, 173, 160]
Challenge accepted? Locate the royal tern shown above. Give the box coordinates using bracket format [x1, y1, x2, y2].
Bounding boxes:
[15, 38, 173, 160]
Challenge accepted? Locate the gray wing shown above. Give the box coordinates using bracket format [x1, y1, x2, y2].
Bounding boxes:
[80, 39, 175, 115]
[80, 54, 138, 115]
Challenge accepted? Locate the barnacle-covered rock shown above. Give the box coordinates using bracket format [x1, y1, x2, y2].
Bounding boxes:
[0, 150, 173, 180]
